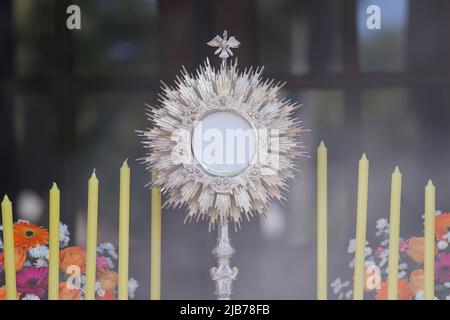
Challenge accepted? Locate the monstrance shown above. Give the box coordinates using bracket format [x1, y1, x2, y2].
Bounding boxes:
[140, 31, 303, 299]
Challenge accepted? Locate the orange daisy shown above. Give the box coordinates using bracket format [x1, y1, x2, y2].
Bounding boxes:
[13, 221, 48, 249]
[0, 286, 20, 300]
[0, 246, 27, 271]
[435, 213, 450, 241]
[375, 279, 414, 300]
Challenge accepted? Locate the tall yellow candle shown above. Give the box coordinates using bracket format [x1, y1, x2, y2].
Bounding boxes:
[387, 167, 402, 300]
[353, 153, 369, 300]
[150, 171, 162, 300]
[48, 183, 60, 300]
[118, 160, 131, 300]
[85, 170, 99, 300]
[424, 180, 435, 300]
[317, 141, 327, 300]
[1, 195, 17, 300]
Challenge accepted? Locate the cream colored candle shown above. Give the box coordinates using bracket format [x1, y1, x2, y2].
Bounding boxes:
[151, 171, 162, 300]
[85, 170, 99, 300]
[317, 141, 327, 300]
[48, 183, 60, 300]
[1, 195, 17, 300]
[353, 154, 369, 300]
[387, 167, 402, 300]
[424, 180, 435, 300]
[118, 160, 131, 300]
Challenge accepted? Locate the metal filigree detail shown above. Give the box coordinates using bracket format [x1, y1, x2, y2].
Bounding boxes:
[207, 30, 240, 60]
[210, 221, 238, 300]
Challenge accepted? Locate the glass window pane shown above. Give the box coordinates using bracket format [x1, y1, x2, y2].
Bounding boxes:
[73, 92, 154, 299]
[13, 0, 56, 76]
[291, 89, 348, 243]
[257, 0, 343, 74]
[357, 0, 408, 72]
[12, 95, 58, 224]
[359, 88, 450, 239]
[73, 0, 159, 75]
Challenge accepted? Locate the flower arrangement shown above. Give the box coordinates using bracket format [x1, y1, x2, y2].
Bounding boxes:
[332, 210, 450, 300]
[0, 220, 138, 300]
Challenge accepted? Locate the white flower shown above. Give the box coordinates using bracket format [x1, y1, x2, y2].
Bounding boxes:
[330, 278, 349, 295]
[380, 239, 389, 247]
[344, 290, 353, 300]
[365, 246, 373, 257]
[436, 210, 442, 216]
[128, 278, 139, 299]
[398, 271, 406, 279]
[443, 232, 450, 240]
[60, 223, 70, 248]
[22, 294, 40, 300]
[365, 259, 375, 267]
[438, 240, 448, 250]
[331, 278, 341, 288]
[95, 281, 105, 297]
[379, 252, 388, 268]
[79, 274, 86, 297]
[444, 282, 450, 288]
[349, 258, 355, 269]
[376, 218, 388, 230]
[415, 290, 424, 300]
[446, 294, 450, 300]
[97, 242, 118, 259]
[106, 257, 114, 269]
[347, 239, 356, 254]
[399, 262, 408, 270]
[34, 257, 48, 267]
[29, 245, 49, 259]
[347, 239, 369, 254]
[28, 245, 49, 267]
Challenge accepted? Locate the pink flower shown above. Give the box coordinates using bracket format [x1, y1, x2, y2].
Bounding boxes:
[435, 253, 450, 282]
[96, 255, 111, 274]
[375, 247, 385, 255]
[399, 240, 409, 252]
[16, 267, 48, 298]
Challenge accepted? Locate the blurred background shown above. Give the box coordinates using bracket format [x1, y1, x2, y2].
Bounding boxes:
[1, 0, 450, 299]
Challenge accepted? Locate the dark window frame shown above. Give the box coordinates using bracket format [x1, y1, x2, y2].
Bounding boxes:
[1, 0, 450, 226]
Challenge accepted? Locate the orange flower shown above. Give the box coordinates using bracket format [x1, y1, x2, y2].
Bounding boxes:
[410, 269, 425, 294]
[59, 282, 81, 300]
[407, 237, 425, 264]
[13, 221, 48, 249]
[60, 246, 86, 274]
[96, 290, 117, 300]
[98, 271, 119, 291]
[435, 213, 450, 241]
[0, 286, 20, 300]
[0, 246, 27, 272]
[375, 279, 413, 300]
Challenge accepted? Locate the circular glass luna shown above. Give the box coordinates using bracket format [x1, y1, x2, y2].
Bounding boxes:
[191, 111, 257, 177]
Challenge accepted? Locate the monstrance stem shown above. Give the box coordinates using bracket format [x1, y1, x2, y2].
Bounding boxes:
[210, 219, 238, 300]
